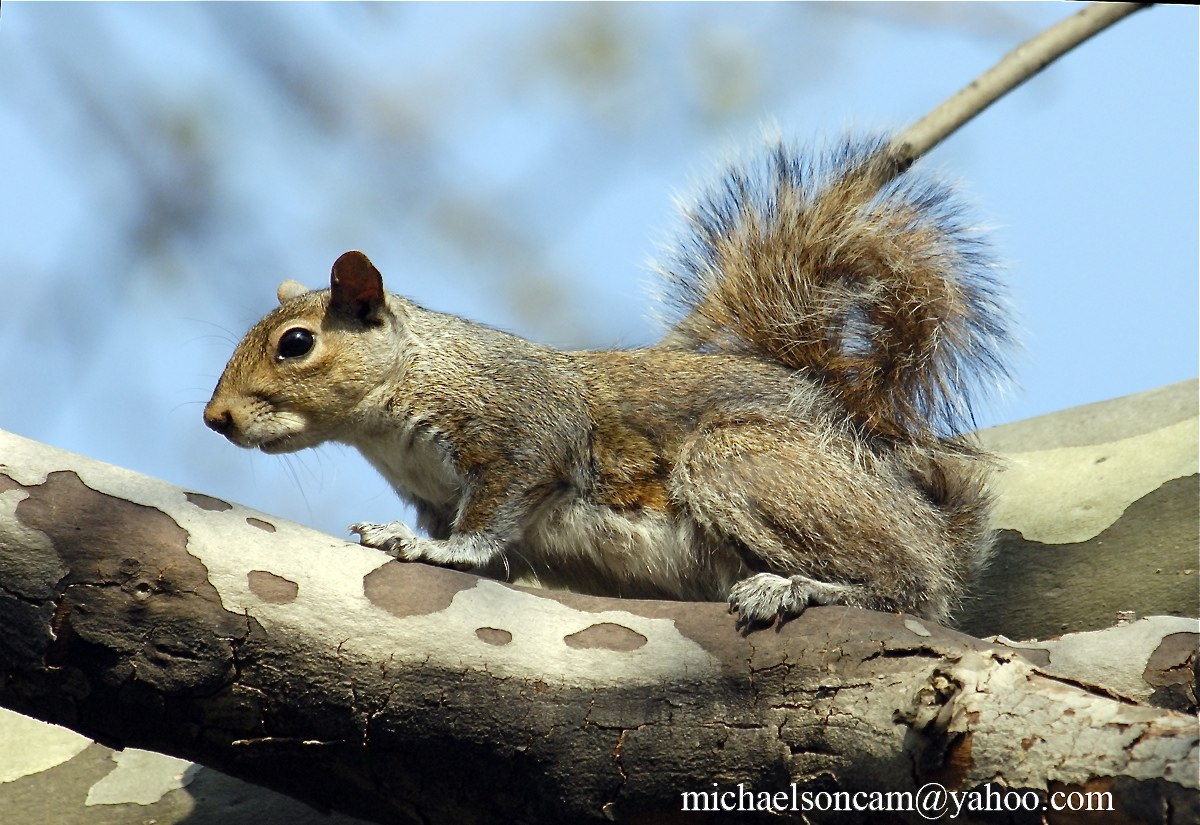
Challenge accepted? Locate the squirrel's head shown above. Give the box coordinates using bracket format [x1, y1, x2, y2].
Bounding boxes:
[204, 251, 406, 453]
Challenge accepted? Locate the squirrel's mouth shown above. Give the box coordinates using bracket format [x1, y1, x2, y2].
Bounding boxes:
[256, 438, 294, 458]
[256, 425, 324, 454]
[258, 434, 299, 454]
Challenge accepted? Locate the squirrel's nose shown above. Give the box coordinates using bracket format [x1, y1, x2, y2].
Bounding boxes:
[203, 405, 235, 436]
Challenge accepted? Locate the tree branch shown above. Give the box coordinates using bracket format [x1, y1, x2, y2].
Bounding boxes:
[884, 2, 1148, 176]
[0, 426, 1195, 823]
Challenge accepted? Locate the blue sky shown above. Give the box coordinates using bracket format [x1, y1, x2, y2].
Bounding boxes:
[0, 3, 1195, 540]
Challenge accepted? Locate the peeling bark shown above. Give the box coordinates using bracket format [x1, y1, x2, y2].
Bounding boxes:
[1, 427, 1196, 824]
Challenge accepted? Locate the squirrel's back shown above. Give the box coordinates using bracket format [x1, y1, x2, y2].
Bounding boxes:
[657, 136, 1012, 446]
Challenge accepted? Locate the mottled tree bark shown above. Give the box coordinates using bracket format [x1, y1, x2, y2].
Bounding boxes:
[0, 427, 1195, 824]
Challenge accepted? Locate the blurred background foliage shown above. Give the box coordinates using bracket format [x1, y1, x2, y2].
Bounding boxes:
[0, 2, 1195, 539]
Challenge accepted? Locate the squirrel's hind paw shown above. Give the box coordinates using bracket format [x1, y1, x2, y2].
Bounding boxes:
[728, 572, 857, 630]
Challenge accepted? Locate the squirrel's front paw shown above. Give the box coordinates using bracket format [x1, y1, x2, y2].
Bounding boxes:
[350, 521, 421, 561]
[349, 522, 485, 571]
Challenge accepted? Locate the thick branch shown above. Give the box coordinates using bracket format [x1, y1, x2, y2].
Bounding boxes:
[0, 427, 1195, 824]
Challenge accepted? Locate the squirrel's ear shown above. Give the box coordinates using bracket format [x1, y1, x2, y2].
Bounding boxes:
[330, 251, 386, 321]
[276, 280, 309, 304]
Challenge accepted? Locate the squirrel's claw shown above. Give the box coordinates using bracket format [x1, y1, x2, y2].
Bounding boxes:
[350, 521, 419, 560]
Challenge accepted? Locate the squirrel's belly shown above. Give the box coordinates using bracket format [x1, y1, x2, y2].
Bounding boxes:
[522, 497, 749, 601]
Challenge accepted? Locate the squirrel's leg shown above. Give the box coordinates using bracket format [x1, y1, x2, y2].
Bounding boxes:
[351, 471, 539, 574]
[350, 521, 504, 571]
[674, 418, 953, 627]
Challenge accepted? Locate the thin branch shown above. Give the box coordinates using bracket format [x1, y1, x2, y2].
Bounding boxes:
[661, 2, 1149, 347]
[883, 2, 1149, 176]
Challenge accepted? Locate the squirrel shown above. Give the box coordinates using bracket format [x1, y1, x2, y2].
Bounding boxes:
[204, 136, 1011, 628]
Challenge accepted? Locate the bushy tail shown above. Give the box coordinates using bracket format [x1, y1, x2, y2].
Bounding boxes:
[656, 136, 1012, 445]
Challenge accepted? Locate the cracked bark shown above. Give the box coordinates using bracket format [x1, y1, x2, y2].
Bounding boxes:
[0, 427, 1196, 824]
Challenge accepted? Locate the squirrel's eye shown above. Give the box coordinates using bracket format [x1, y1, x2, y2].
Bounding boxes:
[277, 328, 315, 360]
